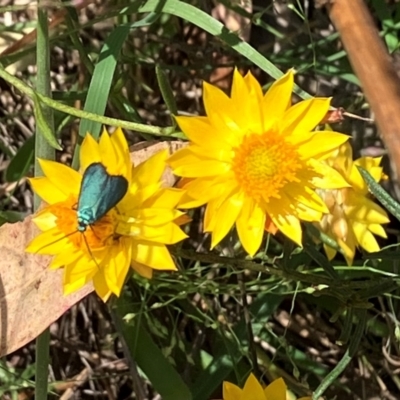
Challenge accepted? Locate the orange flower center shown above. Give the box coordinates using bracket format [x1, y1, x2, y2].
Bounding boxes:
[49, 197, 118, 253]
[232, 132, 302, 201]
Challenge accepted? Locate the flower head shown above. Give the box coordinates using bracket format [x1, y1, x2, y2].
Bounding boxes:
[316, 142, 389, 264]
[223, 373, 311, 400]
[169, 69, 349, 255]
[26, 128, 187, 301]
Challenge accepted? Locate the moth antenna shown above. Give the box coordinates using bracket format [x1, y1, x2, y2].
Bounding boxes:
[34, 229, 79, 254]
[81, 231, 101, 271]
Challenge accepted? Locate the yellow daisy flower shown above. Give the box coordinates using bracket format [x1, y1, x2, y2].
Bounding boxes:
[317, 142, 389, 264]
[223, 373, 311, 400]
[26, 128, 188, 301]
[169, 69, 350, 255]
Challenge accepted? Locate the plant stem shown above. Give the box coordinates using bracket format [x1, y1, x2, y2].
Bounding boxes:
[0, 65, 183, 138]
[34, 5, 54, 399]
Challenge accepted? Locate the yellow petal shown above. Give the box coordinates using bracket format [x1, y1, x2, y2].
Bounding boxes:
[281, 98, 330, 136]
[146, 188, 185, 209]
[368, 223, 387, 238]
[210, 190, 244, 249]
[132, 149, 168, 185]
[269, 207, 302, 246]
[181, 175, 236, 208]
[135, 223, 188, 244]
[346, 195, 389, 224]
[175, 116, 234, 149]
[130, 208, 184, 226]
[131, 241, 177, 270]
[100, 127, 118, 163]
[285, 184, 328, 214]
[29, 177, 69, 204]
[37, 158, 81, 198]
[222, 381, 242, 400]
[236, 200, 265, 256]
[323, 243, 337, 260]
[80, 133, 101, 172]
[26, 228, 71, 254]
[128, 183, 162, 208]
[338, 236, 356, 265]
[295, 202, 324, 222]
[31, 208, 57, 230]
[264, 378, 286, 400]
[351, 156, 383, 193]
[352, 221, 381, 253]
[103, 237, 131, 296]
[241, 373, 266, 400]
[111, 127, 130, 165]
[262, 70, 294, 130]
[231, 69, 264, 133]
[169, 147, 230, 177]
[296, 132, 350, 159]
[309, 160, 350, 189]
[63, 255, 97, 294]
[203, 81, 242, 146]
[92, 271, 112, 302]
[132, 261, 154, 279]
[49, 246, 81, 269]
[189, 144, 234, 163]
[203, 182, 238, 231]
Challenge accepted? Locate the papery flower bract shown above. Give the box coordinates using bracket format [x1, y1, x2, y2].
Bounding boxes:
[26, 128, 188, 301]
[222, 373, 311, 400]
[169, 69, 350, 255]
[316, 142, 389, 264]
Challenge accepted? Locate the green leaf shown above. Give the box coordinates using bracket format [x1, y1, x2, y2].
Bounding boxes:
[112, 293, 192, 400]
[357, 166, 400, 222]
[5, 135, 34, 182]
[0, 211, 27, 225]
[32, 92, 61, 150]
[77, 24, 131, 142]
[156, 65, 178, 124]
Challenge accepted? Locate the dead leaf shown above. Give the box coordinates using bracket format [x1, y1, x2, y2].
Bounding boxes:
[0, 141, 185, 357]
[0, 216, 94, 357]
[130, 140, 187, 188]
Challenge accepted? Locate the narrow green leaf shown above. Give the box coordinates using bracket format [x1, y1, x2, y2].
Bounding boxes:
[78, 24, 131, 141]
[338, 308, 353, 345]
[5, 135, 34, 182]
[348, 309, 367, 356]
[156, 65, 178, 124]
[312, 349, 352, 400]
[112, 293, 192, 400]
[357, 166, 400, 221]
[32, 92, 61, 150]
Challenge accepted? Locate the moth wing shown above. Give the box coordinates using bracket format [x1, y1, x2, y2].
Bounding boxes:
[78, 163, 128, 221]
[78, 163, 109, 210]
[95, 174, 128, 219]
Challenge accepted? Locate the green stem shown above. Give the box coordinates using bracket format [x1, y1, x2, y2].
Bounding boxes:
[174, 248, 398, 291]
[312, 309, 366, 399]
[312, 349, 352, 400]
[34, 6, 54, 399]
[0, 65, 183, 138]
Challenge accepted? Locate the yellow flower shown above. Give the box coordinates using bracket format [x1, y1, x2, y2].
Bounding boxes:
[169, 69, 349, 255]
[26, 128, 188, 301]
[223, 373, 311, 400]
[317, 142, 389, 264]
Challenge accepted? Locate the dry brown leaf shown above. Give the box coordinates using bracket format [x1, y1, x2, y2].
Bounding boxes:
[0, 216, 94, 357]
[0, 141, 185, 357]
